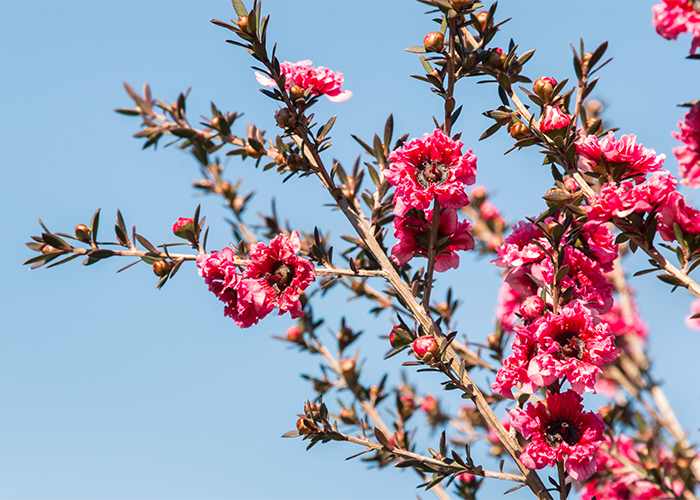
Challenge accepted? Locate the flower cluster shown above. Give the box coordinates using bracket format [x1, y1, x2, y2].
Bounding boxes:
[387, 129, 478, 271]
[673, 103, 700, 187]
[652, 0, 700, 54]
[255, 60, 352, 102]
[576, 132, 666, 181]
[580, 435, 684, 500]
[197, 231, 315, 327]
[510, 390, 605, 481]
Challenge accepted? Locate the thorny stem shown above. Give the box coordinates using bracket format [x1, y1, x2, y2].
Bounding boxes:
[507, 90, 700, 300]
[339, 432, 527, 484]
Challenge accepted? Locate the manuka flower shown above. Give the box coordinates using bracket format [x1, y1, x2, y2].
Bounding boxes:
[386, 129, 477, 216]
[390, 208, 474, 272]
[653, 0, 700, 54]
[196, 247, 270, 328]
[527, 302, 620, 393]
[657, 190, 700, 242]
[255, 60, 352, 102]
[673, 103, 700, 187]
[576, 132, 666, 181]
[492, 325, 540, 398]
[510, 390, 605, 481]
[244, 231, 316, 319]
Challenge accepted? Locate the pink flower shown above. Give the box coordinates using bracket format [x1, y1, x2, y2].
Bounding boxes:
[540, 105, 571, 132]
[657, 190, 700, 241]
[391, 209, 475, 272]
[173, 217, 194, 238]
[495, 281, 525, 332]
[686, 298, 700, 330]
[386, 129, 477, 216]
[673, 103, 700, 187]
[494, 221, 551, 268]
[652, 0, 700, 54]
[576, 132, 666, 181]
[244, 231, 316, 319]
[585, 172, 677, 222]
[196, 248, 271, 328]
[492, 326, 541, 398]
[579, 221, 619, 273]
[520, 295, 545, 320]
[527, 302, 620, 393]
[255, 60, 352, 102]
[510, 390, 605, 481]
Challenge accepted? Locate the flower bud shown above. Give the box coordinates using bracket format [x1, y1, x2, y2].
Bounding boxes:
[275, 153, 285, 166]
[42, 244, 58, 254]
[532, 76, 557, 102]
[304, 401, 320, 417]
[339, 407, 355, 423]
[520, 296, 545, 320]
[286, 325, 302, 342]
[290, 85, 305, 101]
[509, 122, 530, 140]
[487, 48, 506, 70]
[475, 11, 490, 32]
[237, 15, 249, 32]
[450, 0, 472, 10]
[211, 116, 221, 130]
[340, 358, 356, 378]
[487, 333, 500, 350]
[75, 224, 91, 243]
[420, 395, 439, 416]
[413, 336, 440, 363]
[398, 395, 416, 421]
[581, 52, 593, 67]
[540, 105, 571, 135]
[389, 325, 410, 348]
[389, 431, 407, 449]
[173, 217, 195, 239]
[232, 195, 245, 214]
[245, 143, 263, 159]
[296, 417, 316, 435]
[152, 260, 172, 277]
[286, 153, 304, 172]
[586, 117, 603, 135]
[275, 108, 297, 129]
[470, 185, 487, 201]
[458, 472, 477, 484]
[423, 31, 444, 52]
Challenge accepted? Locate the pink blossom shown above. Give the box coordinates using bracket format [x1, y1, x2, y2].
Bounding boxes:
[594, 378, 619, 399]
[492, 325, 541, 398]
[527, 302, 620, 393]
[479, 200, 500, 220]
[657, 190, 700, 241]
[196, 248, 271, 328]
[686, 298, 700, 330]
[244, 231, 316, 319]
[576, 132, 666, 181]
[386, 129, 477, 216]
[652, 0, 700, 54]
[493, 221, 551, 268]
[495, 281, 525, 332]
[391, 209, 474, 272]
[540, 105, 571, 133]
[510, 390, 605, 481]
[520, 295, 545, 320]
[585, 172, 677, 222]
[255, 60, 352, 102]
[673, 103, 700, 187]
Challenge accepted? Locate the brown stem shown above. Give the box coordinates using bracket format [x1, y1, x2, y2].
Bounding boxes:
[557, 461, 567, 500]
[422, 198, 442, 313]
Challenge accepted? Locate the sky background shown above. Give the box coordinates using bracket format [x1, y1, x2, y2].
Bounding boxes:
[2, 1, 700, 499]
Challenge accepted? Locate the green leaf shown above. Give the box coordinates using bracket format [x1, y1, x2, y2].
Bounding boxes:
[479, 122, 502, 141]
[588, 41, 608, 69]
[135, 233, 159, 254]
[231, 0, 247, 18]
[405, 46, 427, 54]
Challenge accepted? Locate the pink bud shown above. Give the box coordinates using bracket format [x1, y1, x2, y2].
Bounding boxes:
[520, 295, 545, 319]
[458, 472, 477, 484]
[420, 394, 439, 415]
[389, 324, 410, 348]
[471, 185, 487, 200]
[173, 217, 195, 238]
[286, 326, 302, 342]
[479, 200, 500, 220]
[540, 105, 571, 133]
[340, 358, 356, 376]
[413, 336, 439, 362]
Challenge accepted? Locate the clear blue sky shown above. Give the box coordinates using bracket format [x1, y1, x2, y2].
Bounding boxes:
[2, 1, 699, 499]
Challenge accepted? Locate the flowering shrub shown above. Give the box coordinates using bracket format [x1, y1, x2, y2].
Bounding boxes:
[22, 1, 700, 499]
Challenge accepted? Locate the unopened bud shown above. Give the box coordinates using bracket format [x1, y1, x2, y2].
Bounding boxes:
[398, 395, 416, 420]
[304, 401, 320, 417]
[413, 336, 440, 363]
[471, 185, 487, 201]
[509, 122, 530, 140]
[340, 358, 356, 378]
[42, 244, 58, 254]
[532, 76, 557, 102]
[420, 395, 439, 416]
[275, 153, 285, 165]
[423, 31, 444, 52]
[286, 325, 302, 342]
[487, 48, 506, 70]
[237, 15, 249, 32]
[450, 0, 472, 10]
[296, 417, 316, 435]
[286, 153, 303, 171]
[152, 260, 172, 277]
[487, 333, 500, 350]
[520, 296, 545, 320]
[290, 85, 305, 101]
[586, 117, 603, 135]
[581, 52, 592, 67]
[219, 182, 233, 196]
[389, 431, 406, 449]
[275, 108, 297, 129]
[211, 116, 221, 129]
[75, 224, 91, 243]
[389, 325, 410, 348]
[547, 220, 563, 236]
[339, 407, 355, 423]
[173, 217, 195, 239]
[475, 11, 490, 32]
[232, 195, 245, 213]
[245, 143, 263, 159]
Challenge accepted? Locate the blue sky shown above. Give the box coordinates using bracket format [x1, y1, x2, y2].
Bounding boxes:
[2, 1, 699, 499]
